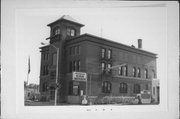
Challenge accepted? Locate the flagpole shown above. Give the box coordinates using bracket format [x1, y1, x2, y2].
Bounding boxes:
[27, 71, 29, 85]
[27, 56, 30, 85]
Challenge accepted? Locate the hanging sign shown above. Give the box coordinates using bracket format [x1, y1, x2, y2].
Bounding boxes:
[73, 72, 87, 82]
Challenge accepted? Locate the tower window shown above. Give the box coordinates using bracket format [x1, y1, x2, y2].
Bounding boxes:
[67, 28, 75, 36]
[53, 27, 60, 35]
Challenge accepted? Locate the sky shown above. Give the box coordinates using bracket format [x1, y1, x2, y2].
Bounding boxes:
[17, 4, 166, 85]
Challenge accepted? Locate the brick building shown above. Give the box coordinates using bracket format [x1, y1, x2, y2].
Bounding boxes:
[39, 15, 158, 104]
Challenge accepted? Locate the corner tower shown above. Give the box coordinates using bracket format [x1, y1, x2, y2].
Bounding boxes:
[40, 15, 84, 103]
[47, 15, 84, 43]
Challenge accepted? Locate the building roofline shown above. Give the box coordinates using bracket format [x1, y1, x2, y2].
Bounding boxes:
[47, 17, 84, 27]
[66, 33, 158, 57]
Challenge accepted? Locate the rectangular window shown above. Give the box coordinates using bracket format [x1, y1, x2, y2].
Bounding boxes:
[145, 84, 149, 90]
[50, 71, 56, 79]
[77, 60, 80, 71]
[73, 61, 76, 71]
[52, 53, 57, 66]
[46, 54, 49, 60]
[72, 47, 75, 55]
[42, 65, 48, 75]
[43, 54, 46, 60]
[69, 61, 72, 72]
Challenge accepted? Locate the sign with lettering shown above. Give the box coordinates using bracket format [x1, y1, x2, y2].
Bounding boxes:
[73, 72, 87, 82]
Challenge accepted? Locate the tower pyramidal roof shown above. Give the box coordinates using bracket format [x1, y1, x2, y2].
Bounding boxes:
[47, 15, 84, 27]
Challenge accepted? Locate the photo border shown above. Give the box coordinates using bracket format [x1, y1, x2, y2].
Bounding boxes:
[1, 1, 179, 119]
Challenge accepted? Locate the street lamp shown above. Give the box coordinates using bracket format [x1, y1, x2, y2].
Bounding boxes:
[41, 42, 59, 106]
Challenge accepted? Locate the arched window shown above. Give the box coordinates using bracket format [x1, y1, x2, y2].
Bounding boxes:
[107, 63, 112, 73]
[144, 69, 148, 79]
[134, 84, 141, 93]
[101, 48, 105, 58]
[107, 49, 112, 59]
[137, 68, 141, 78]
[133, 67, 136, 77]
[124, 65, 128, 76]
[101, 62, 106, 73]
[102, 81, 111, 93]
[119, 83, 128, 93]
[119, 66, 123, 75]
[53, 27, 60, 35]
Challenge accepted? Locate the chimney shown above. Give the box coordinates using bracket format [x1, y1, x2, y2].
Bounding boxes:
[138, 39, 142, 49]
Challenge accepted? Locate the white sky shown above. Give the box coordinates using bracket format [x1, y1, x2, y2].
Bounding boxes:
[17, 5, 166, 85]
